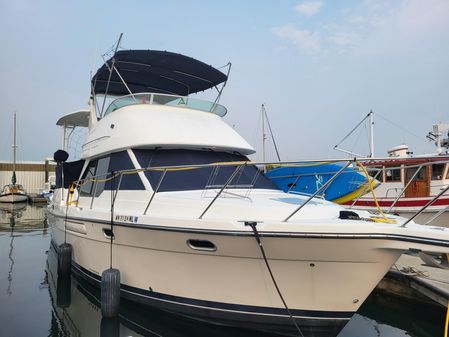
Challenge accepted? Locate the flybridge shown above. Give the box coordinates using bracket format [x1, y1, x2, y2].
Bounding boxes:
[90, 36, 231, 119]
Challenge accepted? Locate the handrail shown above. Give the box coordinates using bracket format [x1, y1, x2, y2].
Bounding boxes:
[283, 160, 353, 222]
[386, 165, 423, 213]
[402, 183, 449, 227]
[143, 169, 167, 215]
[65, 156, 449, 227]
[198, 165, 244, 219]
[348, 169, 383, 209]
[424, 204, 449, 225]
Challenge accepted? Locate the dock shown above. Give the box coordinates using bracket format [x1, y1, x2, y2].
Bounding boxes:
[28, 193, 49, 204]
[377, 253, 449, 308]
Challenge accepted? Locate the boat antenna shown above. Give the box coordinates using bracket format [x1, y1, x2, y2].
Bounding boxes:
[262, 104, 281, 162]
[334, 110, 373, 157]
[12, 112, 17, 185]
[99, 33, 123, 118]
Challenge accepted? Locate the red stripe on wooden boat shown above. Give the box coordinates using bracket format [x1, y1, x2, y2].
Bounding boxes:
[344, 198, 449, 207]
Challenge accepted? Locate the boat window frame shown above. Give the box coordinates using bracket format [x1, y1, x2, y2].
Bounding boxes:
[79, 150, 145, 197]
[384, 165, 402, 183]
[431, 163, 445, 181]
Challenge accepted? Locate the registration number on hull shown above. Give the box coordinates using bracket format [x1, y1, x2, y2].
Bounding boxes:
[115, 215, 138, 223]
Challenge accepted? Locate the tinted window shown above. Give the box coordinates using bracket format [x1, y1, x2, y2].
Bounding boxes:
[405, 166, 426, 181]
[431, 164, 445, 180]
[105, 151, 144, 190]
[80, 160, 98, 196]
[80, 151, 144, 197]
[385, 167, 401, 182]
[133, 149, 279, 192]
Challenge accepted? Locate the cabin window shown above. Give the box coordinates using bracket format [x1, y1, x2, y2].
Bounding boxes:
[384, 167, 401, 182]
[405, 166, 426, 181]
[367, 167, 382, 180]
[133, 149, 279, 192]
[80, 160, 98, 196]
[104, 151, 145, 190]
[80, 151, 144, 197]
[431, 164, 445, 180]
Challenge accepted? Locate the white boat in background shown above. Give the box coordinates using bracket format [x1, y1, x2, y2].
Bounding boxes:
[0, 112, 28, 203]
[48, 41, 449, 337]
[344, 123, 449, 226]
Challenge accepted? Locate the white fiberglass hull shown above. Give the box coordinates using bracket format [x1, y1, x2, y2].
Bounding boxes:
[0, 193, 28, 203]
[48, 207, 449, 337]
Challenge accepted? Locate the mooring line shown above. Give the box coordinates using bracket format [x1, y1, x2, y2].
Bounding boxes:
[245, 221, 305, 337]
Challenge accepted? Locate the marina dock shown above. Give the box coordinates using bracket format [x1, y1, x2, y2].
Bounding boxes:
[0, 160, 55, 201]
[378, 253, 449, 308]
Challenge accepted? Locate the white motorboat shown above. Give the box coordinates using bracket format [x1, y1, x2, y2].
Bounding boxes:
[0, 112, 28, 203]
[48, 47, 449, 337]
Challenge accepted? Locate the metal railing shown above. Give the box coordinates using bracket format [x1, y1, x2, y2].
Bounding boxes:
[66, 156, 449, 226]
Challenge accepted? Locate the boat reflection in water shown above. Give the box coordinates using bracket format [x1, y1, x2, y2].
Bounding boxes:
[0, 204, 48, 299]
[0, 203, 48, 231]
[46, 242, 274, 337]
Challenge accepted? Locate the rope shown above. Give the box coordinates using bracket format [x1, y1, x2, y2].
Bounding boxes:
[445, 300, 449, 337]
[245, 222, 305, 337]
[355, 160, 396, 224]
[109, 172, 115, 269]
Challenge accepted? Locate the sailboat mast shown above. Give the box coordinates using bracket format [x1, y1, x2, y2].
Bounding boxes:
[262, 105, 266, 162]
[369, 110, 374, 158]
[12, 112, 17, 184]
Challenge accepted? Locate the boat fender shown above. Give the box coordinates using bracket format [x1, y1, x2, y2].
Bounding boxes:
[56, 275, 71, 308]
[53, 149, 69, 163]
[101, 268, 120, 318]
[339, 210, 361, 220]
[100, 317, 120, 337]
[57, 243, 72, 276]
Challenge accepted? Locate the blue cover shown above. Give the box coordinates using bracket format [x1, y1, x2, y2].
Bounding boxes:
[265, 163, 367, 201]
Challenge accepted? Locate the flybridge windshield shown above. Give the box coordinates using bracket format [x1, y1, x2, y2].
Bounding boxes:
[104, 93, 227, 117]
[133, 149, 279, 192]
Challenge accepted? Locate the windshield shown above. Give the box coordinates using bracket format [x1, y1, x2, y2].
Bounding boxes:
[133, 149, 279, 192]
[104, 93, 227, 117]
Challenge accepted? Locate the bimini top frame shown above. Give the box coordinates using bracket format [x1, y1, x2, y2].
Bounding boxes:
[91, 35, 231, 118]
[92, 50, 228, 97]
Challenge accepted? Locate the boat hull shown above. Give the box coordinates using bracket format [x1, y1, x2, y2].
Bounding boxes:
[49, 213, 406, 337]
[0, 193, 28, 203]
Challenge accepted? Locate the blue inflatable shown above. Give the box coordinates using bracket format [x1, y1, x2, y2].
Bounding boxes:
[265, 163, 370, 203]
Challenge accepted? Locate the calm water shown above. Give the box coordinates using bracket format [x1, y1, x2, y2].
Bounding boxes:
[0, 205, 446, 337]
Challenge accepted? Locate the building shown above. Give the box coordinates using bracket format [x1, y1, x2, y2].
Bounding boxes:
[0, 160, 56, 194]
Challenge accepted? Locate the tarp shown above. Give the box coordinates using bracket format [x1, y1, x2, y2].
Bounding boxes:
[55, 160, 85, 188]
[92, 50, 227, 96]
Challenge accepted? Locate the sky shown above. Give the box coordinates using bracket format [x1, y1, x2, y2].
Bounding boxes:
[0, 0, 448, 162]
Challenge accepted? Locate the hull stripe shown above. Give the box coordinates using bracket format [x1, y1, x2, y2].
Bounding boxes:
[346, 198, 449, 208]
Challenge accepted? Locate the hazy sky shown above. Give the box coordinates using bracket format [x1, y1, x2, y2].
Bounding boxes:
[1, 0, 448, 162]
